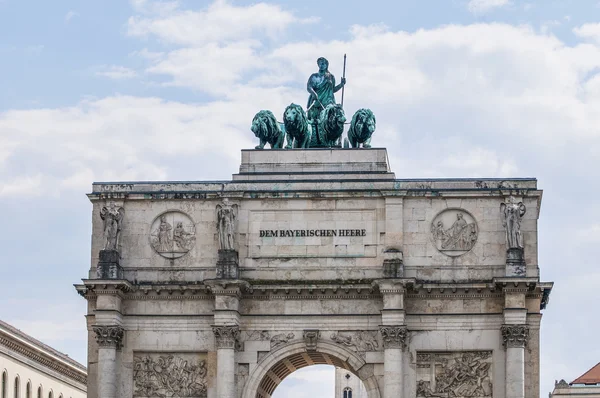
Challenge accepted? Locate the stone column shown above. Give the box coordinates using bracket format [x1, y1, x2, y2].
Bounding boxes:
[92, 325, 124, 398]
[502, 325, 529, 398]
[380, 326, 407, 398]
[213, 325, 240, 398]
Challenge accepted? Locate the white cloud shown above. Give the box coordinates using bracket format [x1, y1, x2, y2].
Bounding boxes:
[273, 366, 335, 398]
[64, 10, 78, 22]
[573, 23, 600, 44]
[96, 65, 138, 79]
[467, 0, 510, 14]
[127, 0, 317, 46]
[0, 175, 42, 197]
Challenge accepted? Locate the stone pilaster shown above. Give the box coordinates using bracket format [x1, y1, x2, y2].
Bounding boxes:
[93, 325, 124, 398]
[502, 324, 529, 398]
[213, 325, 239, 398]
[379, 326, 407, 398]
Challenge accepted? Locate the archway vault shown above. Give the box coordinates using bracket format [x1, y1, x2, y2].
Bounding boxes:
[242, 341, 381, 398]
[258, 351, 350, 397]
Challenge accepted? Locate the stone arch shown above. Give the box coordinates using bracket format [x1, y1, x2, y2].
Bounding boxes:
[241, 340, 381, 398]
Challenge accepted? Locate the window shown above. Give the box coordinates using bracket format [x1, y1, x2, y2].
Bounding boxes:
[13, 376, 19, 398]
[25, 383, 30, 398]
[47, 392, 52, 398]
[2, 371, 7, 398]
[36, 387, 41, 398]
[343, 387, 353, 398]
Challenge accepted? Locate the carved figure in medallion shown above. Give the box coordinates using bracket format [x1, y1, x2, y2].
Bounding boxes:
[216, 199, 238, 251]
[283, 103, 312, 149]
[347, 108, 376, 148]
[133, 355, 207, 397]
[500, 197, 526, 249]
[100, 202, 124, 251]
[306, 57, 346, 122]
[251, 110, 285, 149]
[150, 212, 196, 259]
[431, 210, 478, 256]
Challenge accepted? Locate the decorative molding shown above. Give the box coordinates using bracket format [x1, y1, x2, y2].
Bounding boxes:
[417, 351, 492, 398]
[501, 325, 529, 348]
[212, 325, 240, 349]
[379, 326, 408, 349]
[93, 325, 124, 349]
[0, 335, 86, 386]
[303, 329, 320, 351]
[133, 354, 207, 397]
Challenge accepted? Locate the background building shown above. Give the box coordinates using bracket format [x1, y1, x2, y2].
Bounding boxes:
[550, 363, 600, 398]
[335, 367, 367, 398]
[0, 320, 86, 398]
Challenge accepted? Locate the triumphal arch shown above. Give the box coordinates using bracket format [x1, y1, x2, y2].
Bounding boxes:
[76, 57, 553, 398]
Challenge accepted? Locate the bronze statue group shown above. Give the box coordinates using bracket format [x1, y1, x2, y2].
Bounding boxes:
[250, 57, 376, 149]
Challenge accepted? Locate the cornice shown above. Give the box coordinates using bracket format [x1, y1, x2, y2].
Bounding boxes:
[0, 333, 86, 386]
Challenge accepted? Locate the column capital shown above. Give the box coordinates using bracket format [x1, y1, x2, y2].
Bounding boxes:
[501, 324, 529, 348]
[212, 325, 240, 349]
[92, 325, 124, 349]
[379, 325, 408, 350]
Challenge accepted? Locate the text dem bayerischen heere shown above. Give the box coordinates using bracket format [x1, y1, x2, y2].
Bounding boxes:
[259, 229, 367, 238]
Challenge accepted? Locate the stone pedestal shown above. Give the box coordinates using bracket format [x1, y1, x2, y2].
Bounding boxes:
[506, 248, 526, 276]
[96, 250, 123, 279]
[502, 325, 529, 398]
[216, 250, 239, 279]
[382, 250, 403, 278]
[92, 325, 124, 398]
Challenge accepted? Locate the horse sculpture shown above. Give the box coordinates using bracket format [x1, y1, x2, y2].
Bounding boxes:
[347, 108, 376, 148]
[283, 104, 311, 149]
[251, 110, 285, 149]
[312, 104, 346, 148]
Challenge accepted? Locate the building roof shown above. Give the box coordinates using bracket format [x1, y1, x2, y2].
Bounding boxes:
[0, 319, 87, 386]
[572, 362, 600, 385]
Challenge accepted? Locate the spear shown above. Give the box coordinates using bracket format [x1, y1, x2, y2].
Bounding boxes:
[341, 53, 347, 108]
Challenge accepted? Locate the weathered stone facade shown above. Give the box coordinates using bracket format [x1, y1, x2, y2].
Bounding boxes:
[75, 148, 553, 398]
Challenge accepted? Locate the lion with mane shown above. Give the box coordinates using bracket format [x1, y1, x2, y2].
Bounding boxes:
[313, 103, 346, 148]
[251, 110, 285, 149]
[347, 108, 376, 148]
[283, 103, 311, 149]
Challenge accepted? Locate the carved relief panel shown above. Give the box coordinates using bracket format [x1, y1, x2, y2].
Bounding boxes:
[133, 352, 208, 397]
[430, 209, 478, 256]
[416, 351, 492, 398]
[149, 211, 197, 259]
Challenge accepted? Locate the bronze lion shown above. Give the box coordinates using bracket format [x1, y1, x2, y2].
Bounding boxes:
[283, 103, 312, 149]
[347, 108, 376, 148]
[313, 104, 346, 148]
[251, 110, 285, 149]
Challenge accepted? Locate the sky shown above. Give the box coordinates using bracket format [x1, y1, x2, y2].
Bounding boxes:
[1, 0, 600, 396]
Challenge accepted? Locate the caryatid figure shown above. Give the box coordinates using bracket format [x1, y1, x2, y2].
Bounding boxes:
[500, 197, 527, 249]
[100, 202, 124, 251]
[216, 199, 237, 251]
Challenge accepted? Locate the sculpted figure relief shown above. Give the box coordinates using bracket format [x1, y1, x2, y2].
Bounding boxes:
[283, 103, 312, 149]
[417, 352, 493, 398]
[500, 197, 526, 249]
[150, 212, 196, 259]
[431, 210, 478, 256]
[216, 199, 238, 251]
[306, 57, 346, 122]
[133, 355, 207, 397]
[100, 202, 124, 251]
[347, 108, 376, 148]
[251, 110, 285, 149]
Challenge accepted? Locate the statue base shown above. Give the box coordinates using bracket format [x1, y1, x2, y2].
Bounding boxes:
[96, 249, 124, 279]
[506, 248, 526, 276]
[217, 250, 239, 279]
[382, 250, 404, 278]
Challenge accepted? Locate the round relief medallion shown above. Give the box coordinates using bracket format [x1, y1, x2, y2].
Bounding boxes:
[150, 211, 196, 259]
[430, 209, 478, 257]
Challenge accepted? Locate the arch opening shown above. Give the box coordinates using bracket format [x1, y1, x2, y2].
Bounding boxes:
[243, 341, 380, 398]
